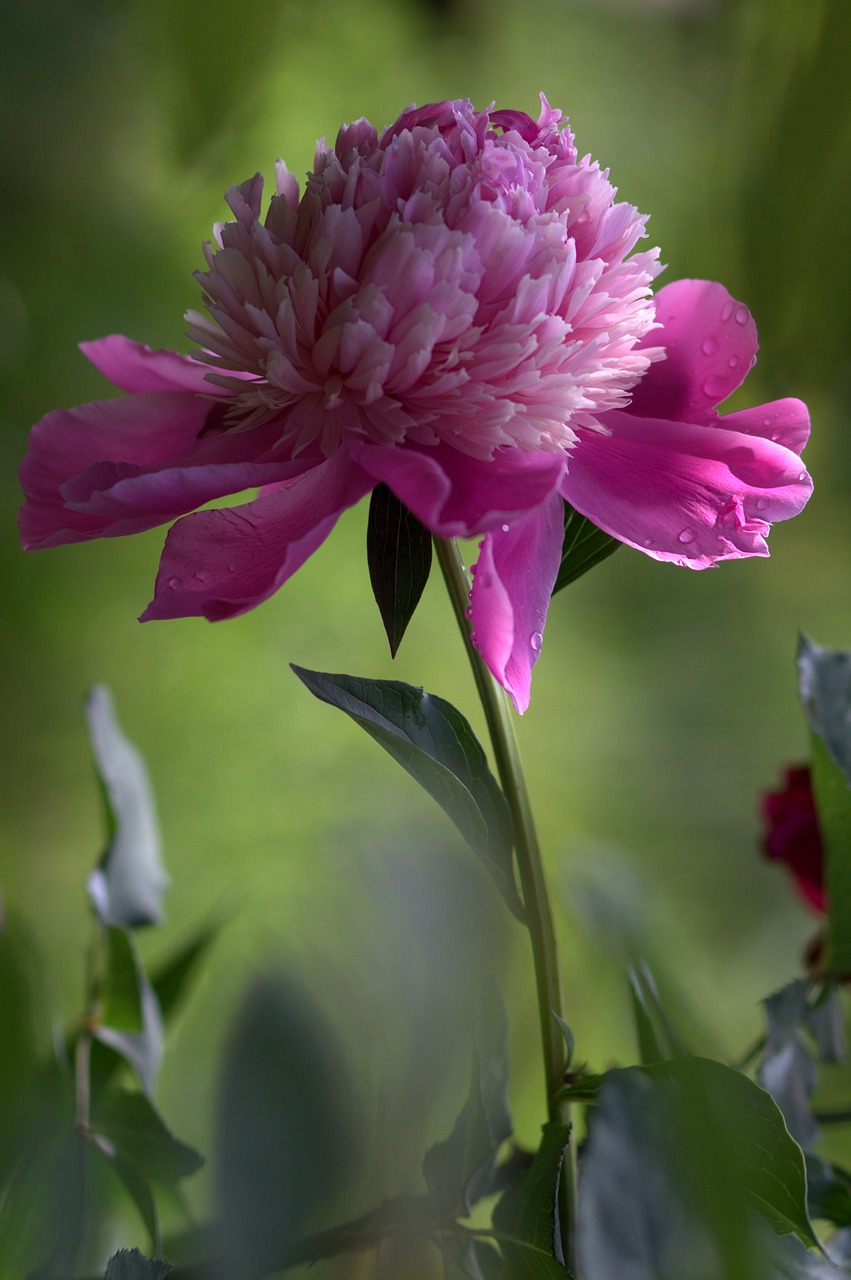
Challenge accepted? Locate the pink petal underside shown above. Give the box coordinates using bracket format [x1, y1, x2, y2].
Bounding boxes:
[469, 491, 566, 713]
[349, 439, 566, 538]
[80, 337, 226, 395]
[562, 410, 813, 568]
[628, 279, 759, 424]
[19, 391, 216, 548]
[141, 450, 374, 621]
[721, 398, 810, 458]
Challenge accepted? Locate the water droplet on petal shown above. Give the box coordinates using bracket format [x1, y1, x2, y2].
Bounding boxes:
[677, 527, 696, 545]
[530, 631, 543, 653]
[481, 573, 493, 589]
[721, 300, 735, 322]
[501, 523, 510, 533]
[167, 576, 181, 589]
[702, 375, 727, 400]
[465, 605, 473, 620]
[755, 497, 769, 511]
[227, 562, 237, 573]
[797, 471, 808, 482]
[735, 305, 750, 326]
[728, 355, 739, 369]
[643, 537, 654, 548]
[701, 336, 719, 357]
[469, 563, 477, 576]
[195, 570, 213, 584]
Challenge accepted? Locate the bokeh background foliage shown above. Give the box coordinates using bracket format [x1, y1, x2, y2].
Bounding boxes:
[1, 0, 849, 1262]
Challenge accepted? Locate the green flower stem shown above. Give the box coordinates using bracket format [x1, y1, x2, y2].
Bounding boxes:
[434, 537, 577, 1266]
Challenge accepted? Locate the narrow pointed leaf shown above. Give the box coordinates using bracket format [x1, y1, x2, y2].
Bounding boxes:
[439, 1234, 505, 1279]
[291, 668, 521, 917]
[552, 500, 620, 595]
[150, 919, 221, 1023]
[627, 961, 688, 1065]
[424, 987, 512, 1216]
[367, 483, 433, 656]
[492, 1121, 571, 1278]
[85, 686, 168, 929]
[92, 1088, 204, 1184]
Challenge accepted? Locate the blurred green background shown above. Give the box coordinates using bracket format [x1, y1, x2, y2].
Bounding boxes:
[1, 0, 849, 1260]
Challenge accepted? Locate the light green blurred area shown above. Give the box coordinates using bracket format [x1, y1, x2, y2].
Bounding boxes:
[1, 0, 849, 1245]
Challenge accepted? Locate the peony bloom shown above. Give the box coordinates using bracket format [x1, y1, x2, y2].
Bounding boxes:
[761, 765, 825, 912]
[19, 97, 812, 711]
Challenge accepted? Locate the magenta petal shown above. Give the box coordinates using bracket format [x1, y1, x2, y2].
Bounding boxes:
[19, 392, 215, 548]
[142, 452, 374, 621]
[629, 280, 759, 424]
[562, 410, 813, 568]
[349, 440, 566, 537]
[721, 398, 810, 458]
[81, 337, 220, 395]
[469, 492, 565, 713]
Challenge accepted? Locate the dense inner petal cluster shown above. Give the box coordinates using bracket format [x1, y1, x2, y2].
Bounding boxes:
[186, 97, 663, 463]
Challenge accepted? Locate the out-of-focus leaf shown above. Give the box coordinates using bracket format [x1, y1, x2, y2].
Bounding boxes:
[438, 1233, 505, 1279]
[424, 986, 511, 1216]
[94, 929, 164, 1098]
[85, 685, 168, 929]
[104, 1152, 161, 1257]
[92, 1089, 204, 1184]
[492, 1121, 571, 1278]
[552, 501, 620, 595]
[0, 909, 42, 1180]
[797, 636, 851, 784]
[806, 1155, 851, 1229]
[757, 980, 820, 1150]
[103, 1248, 171, 1279]
[291, 668, 521, 918]
[213, 973, 357, 1280]
[797, 638, 851, 976]
[0, 1114, 86, 1279]
[804, 984, 845, 1064]
[149, 919, 220, 1023]
[367, 483, 433, 657]
[628, 961, 686, 1065]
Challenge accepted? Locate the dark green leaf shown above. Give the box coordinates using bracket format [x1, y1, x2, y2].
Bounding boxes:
[85, 686, 168, 929]
[492, 1122, 571, 1279]
[367, 484, 433, 657]
[424, 986, 512, 1216]
[806, 1155, 851, 1228]
[94, 929, 164, 1098]
[0, 914, 43, 1181]
[798, 637, 851, 784]
[552, 501, 620, 595]
[213, 973, 357, 1279]
[647, 1058, 819, 1250]
[92, 1089, 204, 1184]
[104, 1248, 171, 1279]
[103, 1152, 161, 1256]
[291, 668, 521, 918]
[809, 732, 851, 976]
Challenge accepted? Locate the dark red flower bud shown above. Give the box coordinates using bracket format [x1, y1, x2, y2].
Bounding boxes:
[761, 764, 825, 913]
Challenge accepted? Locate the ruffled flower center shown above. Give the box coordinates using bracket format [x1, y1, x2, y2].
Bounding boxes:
[186, 97, 663, 462]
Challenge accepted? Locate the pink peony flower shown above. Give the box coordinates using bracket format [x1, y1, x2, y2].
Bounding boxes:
[761, 765, 826, 913]
[19, 97, 812, 711]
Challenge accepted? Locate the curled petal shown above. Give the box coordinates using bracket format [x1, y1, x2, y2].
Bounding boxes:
[19, 392, 215, 547]
[629, 280, 759, 424]
[141, 451, 374, 621]
[80, 337, 222, 395]
[469, 492, 565, 713]
[721, 398, 810, 458]
[349, 439, 566, 538]
[562, 410, 812, 568]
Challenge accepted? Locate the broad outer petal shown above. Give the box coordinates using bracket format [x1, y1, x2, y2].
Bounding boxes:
[561, 410, 813, 568]
[20, 392, 216, 547]
[628, 280, 759, 424]
[81, 337, 223, 395]
[469, 491, 565, 713]
[142, 450, 374, 621]
[349, 439, 566, 538]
